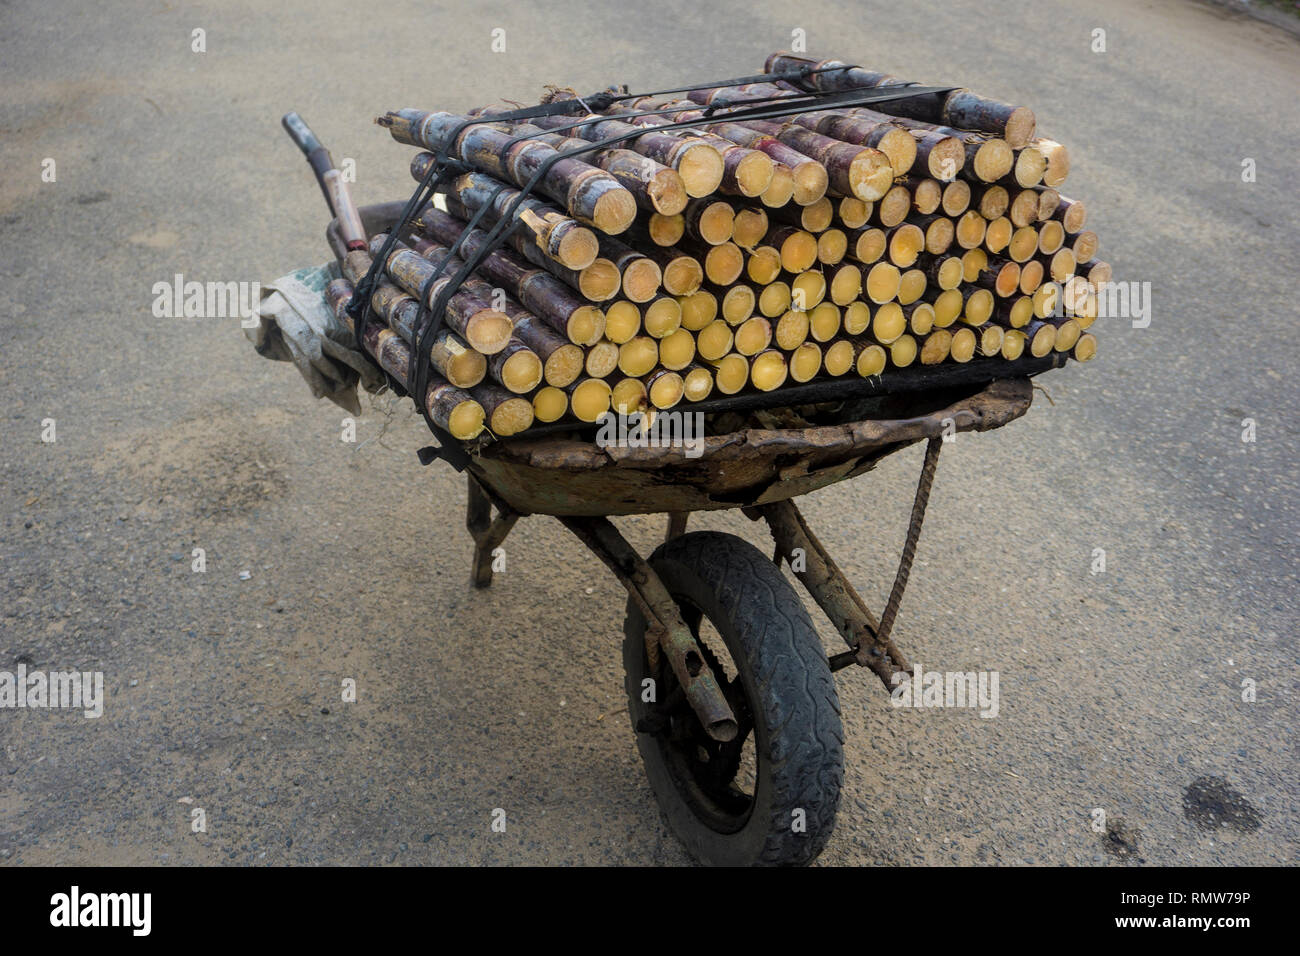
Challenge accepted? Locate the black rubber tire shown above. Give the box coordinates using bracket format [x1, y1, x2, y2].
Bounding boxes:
[622, 530, 844, 866]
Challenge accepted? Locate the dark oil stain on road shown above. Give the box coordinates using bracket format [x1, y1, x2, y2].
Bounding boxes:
[1102, 817, 1141, 862]
[1182, 776, 1263, 832]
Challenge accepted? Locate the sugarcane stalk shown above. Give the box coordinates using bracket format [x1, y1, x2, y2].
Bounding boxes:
[531, 384, 569, 422]
[917, 253, 964, 291]
[678, 289, 718, 331]
[734, 118, 892, 201]
[412, 164, 597, 271]
[828, 262, 863, 305]
[750, 349, 789, 390]
[440, 194, 620, 302]
[642, 295, 684, 339]
[984, 216, 1013, 255]
[379, 109, 636, 233]
[501, 299, 584, 387]
[603, 300, 642, 344]
[823, 339, 855, 376]
[765, 52, 1036, 148]
[596, 234, 662, 303]
[530, 97, 727, 199]
[415, 208, 605, 345]
[325, 278, 486, 440]
[367, 234, 514, 355]
[817, 228, 848, 265]
[369, 280, 487, 388]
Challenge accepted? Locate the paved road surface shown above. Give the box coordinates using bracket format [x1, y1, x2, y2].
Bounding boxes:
[0, 0, 1295, 865]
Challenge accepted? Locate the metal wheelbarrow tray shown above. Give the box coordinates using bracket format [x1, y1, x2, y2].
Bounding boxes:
[331, 203, 1048, 866]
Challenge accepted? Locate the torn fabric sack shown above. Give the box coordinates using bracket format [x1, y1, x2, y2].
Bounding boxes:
[244, 262, 386, 414]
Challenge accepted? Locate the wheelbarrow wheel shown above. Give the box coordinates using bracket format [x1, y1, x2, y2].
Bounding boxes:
[622, 530, 844, 866]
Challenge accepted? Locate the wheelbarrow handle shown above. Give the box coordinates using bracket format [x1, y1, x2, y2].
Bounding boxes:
[282, 111, 367, 251]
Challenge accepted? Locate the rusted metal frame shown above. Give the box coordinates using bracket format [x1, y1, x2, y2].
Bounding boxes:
[466, 474, 520, 589]
[753, 499, 908, 689]
[558, 515, 738, 743]
[751, 437, 942, 689]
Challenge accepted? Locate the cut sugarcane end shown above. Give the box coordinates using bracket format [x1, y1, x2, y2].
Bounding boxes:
[466, 310, 515, 355]
[948, 326, 976, 363]
[677, 144, 725, 198]
[658, 327, 696, 370]
[857, 343, 887, 377]
[750, 350, 788, 391]
[610, 378, 648, 417]
[809, 302, 841, 342]
[775, 309, 810, 350]
[579, 259, 622, 301]
[735, 316, 773, 355]
[1000, 329, 1026, 360]
[747, 245, 783, 284]
[447, 400, 487, 440]
[583, 340, 619, 380]
[789, 342, 822, 382]
[758, 281, 791, 318]
[866, 261, 902, 303]
[697, 320, 735, 361]
[643, 297, 683, 339]
[920, 329, 952, 365]
[709, 353, 750, 394]
[791, 271, 827, 310]
[677, 290, 718, 331]
[648, 169, 688, 216]
[888, 334, 918, 368]
[592, 189, 637, 235]
[489, 396, 534, 436]
[843, 301, 871, 335]
[849, 152, 893, 201]
[1072, 333, 1097, 362]
[830, 264, 863, 305]
[570, 379, 613, 422]
[817, 228, 847, 265]
[697, 201, 735, 245]
[557, 228, 600, 271]
[682, 366, 714, 402]
[645, 370, 684, 409]
[532, 386, 569, 423]
[889, 224, 924, 267]
[735, 151, 775, 197]
[622, 259, 663, 303]
[603, 301, 641, 345]
[760, 164, 796, 207]
[721, 285, 756, 325]
[873, 302, 906, 343]
[647, 212, 685, 246]
[618, 336, 659, 377]
[932, 288, 963, 327]
[504, 350, 545, 392]
[662, 258, 703, 297]
[897, 269, 926, 305]
[567, 305, 606, 347]
[824, 339, 854, 376]
[791, 162, 828, 206]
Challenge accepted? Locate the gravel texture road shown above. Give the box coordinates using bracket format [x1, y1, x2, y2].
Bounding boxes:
[0, 0, 1295, 865]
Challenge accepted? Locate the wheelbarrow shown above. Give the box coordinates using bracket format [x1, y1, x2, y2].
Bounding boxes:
[327, 203, 1049, 867]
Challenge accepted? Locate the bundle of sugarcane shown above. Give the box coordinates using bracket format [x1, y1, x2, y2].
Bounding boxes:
[343, 51, 1105, 441]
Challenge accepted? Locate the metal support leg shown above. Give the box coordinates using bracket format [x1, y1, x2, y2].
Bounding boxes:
[466, 474, 519, 589]
[752, 438, 942, 689]
[558, 515, 737, 742]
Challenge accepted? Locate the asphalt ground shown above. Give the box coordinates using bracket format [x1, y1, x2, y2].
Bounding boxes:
[0, 0, 1296, 865]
